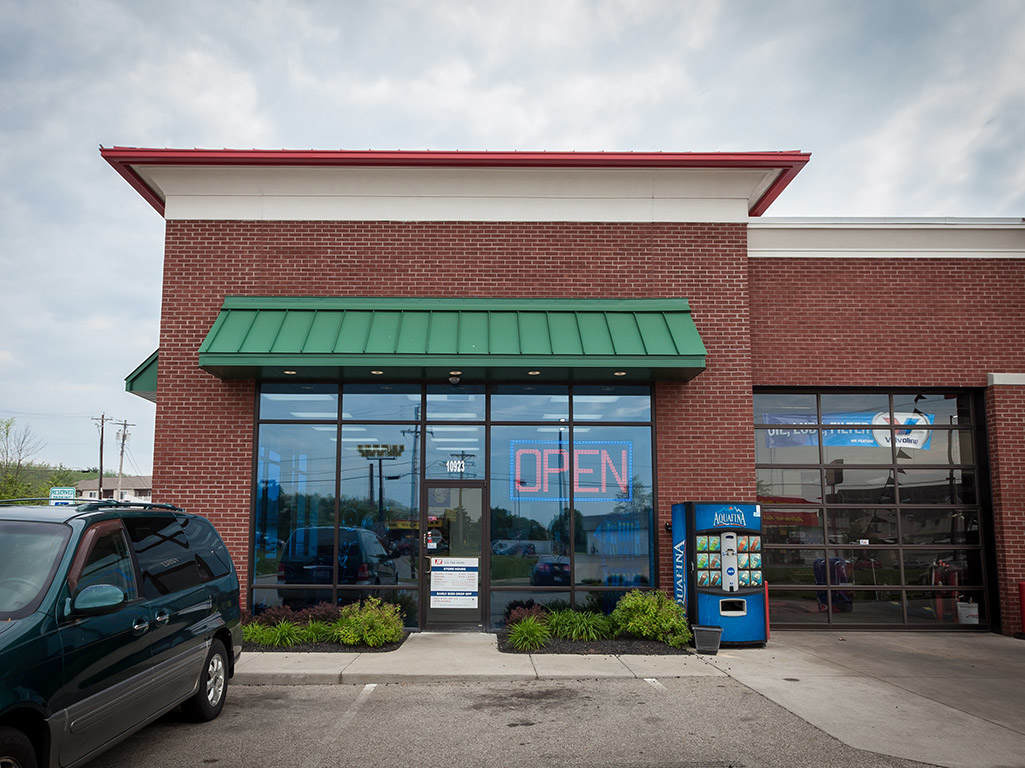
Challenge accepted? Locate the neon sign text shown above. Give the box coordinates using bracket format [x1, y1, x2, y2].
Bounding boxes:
[510, 440, 632, 502]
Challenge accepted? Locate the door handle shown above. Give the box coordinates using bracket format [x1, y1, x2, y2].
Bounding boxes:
[132, 617, 150, 634]
[154, 610, 171, 625]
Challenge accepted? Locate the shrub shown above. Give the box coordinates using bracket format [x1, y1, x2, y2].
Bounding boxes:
[566, 611, 613, 641]
[507, 604, 548, 627]
[296, 602, 343, 625]
[507, 615, 550, 652]
[242, 622, 273, 645]
[610, 589, 692, 648]
[503, 599, 538, 620]
[330, 597, 405, 648]
[298, 620, 334, 644]
[265, 620, 303, 648]
[254, 604, 299, 627]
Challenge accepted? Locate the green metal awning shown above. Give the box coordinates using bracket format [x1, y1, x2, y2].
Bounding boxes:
[197, 297, 706, 382]
[125, 349, 159, 402]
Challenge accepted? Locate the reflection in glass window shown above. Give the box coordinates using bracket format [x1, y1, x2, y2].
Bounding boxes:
[573, 426, 653, 589]
[762, 508, 824, 545]
[826, 508, 897, 545]
[572, 386, 651, 422]
[426, 385, 485, 420]
[898, 469, 976, 505]
[260, 383, 339, 421]
[337, 424, 420, 588]
[757, 467, 822, 505]
[753, 393, 816, 423]
[902, 509, 979, 545]
[491, 385, 568, 422]
[490, 427, 563, 587]
[254, 424, 337, 592]
[755, 427, 820, 464]
[820, 393, 890, 423]
[892, 393, 972, 425]
[343, 384, 420, 421]
[829, 591, 905, 624]
[896, 430, 973, 466]
[424, 425, 485, 480]
[828, 550, 901, 585]
[767, 590, 829, 624]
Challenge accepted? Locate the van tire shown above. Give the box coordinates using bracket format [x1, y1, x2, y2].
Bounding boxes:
[0, 726, 37, 768]
[182, 639, 228, 722]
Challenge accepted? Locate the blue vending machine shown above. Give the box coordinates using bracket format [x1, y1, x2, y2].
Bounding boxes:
[671, 501, 766, 646]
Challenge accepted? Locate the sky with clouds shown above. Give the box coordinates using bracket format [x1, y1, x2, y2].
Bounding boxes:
[1, 0, 1023, 477]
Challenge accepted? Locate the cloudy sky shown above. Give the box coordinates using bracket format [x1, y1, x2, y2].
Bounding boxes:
[1, 0, 1023, 476]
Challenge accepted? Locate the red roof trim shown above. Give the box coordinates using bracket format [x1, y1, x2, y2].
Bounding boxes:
[101, 147, 810, 217]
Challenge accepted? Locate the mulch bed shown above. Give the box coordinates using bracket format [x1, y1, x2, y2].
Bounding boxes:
[496, 634, 691, 655]
[243, 633, 691, 655]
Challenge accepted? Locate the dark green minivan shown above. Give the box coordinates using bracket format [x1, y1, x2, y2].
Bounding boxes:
[0, 501, 242, 768]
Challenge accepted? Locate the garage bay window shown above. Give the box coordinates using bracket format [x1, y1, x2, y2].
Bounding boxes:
[754, 390, 990, 628]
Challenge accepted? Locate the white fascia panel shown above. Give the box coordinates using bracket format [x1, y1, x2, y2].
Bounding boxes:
[748, 218, 1025, 259]
[151, 166, 770, 222]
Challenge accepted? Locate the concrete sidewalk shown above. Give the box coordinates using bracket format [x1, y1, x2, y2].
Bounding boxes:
[234, 630, 1025, 768]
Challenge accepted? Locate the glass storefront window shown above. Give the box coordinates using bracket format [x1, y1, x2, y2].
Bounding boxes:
[260, 383, 338, 421]
[903, 550, 983, 587]
[490, 426, 564, 587]
[757, 467, 822, 504]
[572, 386, 651, 422]
[906, 591, 984, 626]
[343, 384, 420, 421]
[426, 385, 485, 420]
[898, 469, 976, 505]
[572, 425, 653, 588]
[755, 427, 820, 464]
[338, 423, 419, 587]
[892, 393, 972, 425]
[828, 591, 905, 624]
[424, 425, 485, 480]
[491, 385, 568, 422]
[253, 424, 337, 599]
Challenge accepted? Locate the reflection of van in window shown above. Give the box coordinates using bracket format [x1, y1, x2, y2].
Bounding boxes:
[277, 526, 398, 608]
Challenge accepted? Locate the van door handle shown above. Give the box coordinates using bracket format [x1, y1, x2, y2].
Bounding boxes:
[132, 617, 150, 634]
[154, 610, 171, 625]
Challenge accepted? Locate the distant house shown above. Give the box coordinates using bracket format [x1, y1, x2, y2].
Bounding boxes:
[75, 475, 153, 502]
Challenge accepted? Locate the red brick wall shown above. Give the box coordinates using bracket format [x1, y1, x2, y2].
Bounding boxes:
[748, 258, 1025, 387]
[154, 221, 753, 605]
[986, 384, 1025, 635]
[750, 258, 1025, 634]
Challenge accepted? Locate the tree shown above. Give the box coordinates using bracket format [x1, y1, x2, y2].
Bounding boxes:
[0, 417, 44, 499]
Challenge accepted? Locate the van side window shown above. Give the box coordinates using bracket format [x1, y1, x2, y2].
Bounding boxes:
[73, 522, 138, 599]
[123, 516, 202, 597]
[179, 515, 232, 582]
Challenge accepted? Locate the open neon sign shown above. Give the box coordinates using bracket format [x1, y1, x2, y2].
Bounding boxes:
[510, 440, 632, 502]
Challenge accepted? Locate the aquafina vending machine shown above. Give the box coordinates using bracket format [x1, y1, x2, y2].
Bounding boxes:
[671, 501, 766, 646]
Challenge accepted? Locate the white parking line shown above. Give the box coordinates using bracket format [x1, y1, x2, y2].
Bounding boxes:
[337, 683, 377, 729]
[644, 678, 667, 691]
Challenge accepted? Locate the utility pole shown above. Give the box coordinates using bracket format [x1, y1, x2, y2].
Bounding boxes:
[116, 420, 135, 500]
[92, 414, 115, 499]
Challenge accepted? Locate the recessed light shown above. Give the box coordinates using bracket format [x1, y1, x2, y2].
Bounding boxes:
[613, 371, 627, 376]
[283, 370, 297, 375]
[371, 370, 384, 375]
[449, 370, 462, 376]
[527, 370, 541, 376]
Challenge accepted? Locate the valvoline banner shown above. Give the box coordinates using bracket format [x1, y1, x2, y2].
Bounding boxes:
[763, 412, 935, 450]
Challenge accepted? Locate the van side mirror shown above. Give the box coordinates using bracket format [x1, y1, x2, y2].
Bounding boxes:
[71, 584, 127, 616]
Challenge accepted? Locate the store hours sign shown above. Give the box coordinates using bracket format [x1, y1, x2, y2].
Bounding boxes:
[510, 440, 632, 502]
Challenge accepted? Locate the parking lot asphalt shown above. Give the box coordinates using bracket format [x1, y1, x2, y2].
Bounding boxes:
[235, 630, 1025, 768]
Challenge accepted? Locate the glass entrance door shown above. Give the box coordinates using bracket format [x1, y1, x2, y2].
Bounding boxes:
[422, 485, 484, 629]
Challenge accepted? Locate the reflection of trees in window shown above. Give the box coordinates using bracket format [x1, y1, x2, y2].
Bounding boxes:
[490, 506, 547, 541]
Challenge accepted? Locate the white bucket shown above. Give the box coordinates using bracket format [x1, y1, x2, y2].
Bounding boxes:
[956, 601, 979, 624]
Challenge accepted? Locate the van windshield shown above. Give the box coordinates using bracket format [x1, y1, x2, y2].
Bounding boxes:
[0, 521, 72, 618]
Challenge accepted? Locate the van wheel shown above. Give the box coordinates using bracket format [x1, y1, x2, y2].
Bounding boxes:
[182, 639, 228, 722]
[0, 726, 37, 768]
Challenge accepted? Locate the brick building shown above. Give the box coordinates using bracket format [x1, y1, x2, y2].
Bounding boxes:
[106, 148, 1025, 635]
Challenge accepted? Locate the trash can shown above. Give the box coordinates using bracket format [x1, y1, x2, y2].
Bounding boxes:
[692, 625, 723, 655]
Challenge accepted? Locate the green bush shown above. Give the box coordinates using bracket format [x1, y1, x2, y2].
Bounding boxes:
[298, 620, 333, 644]
[330, 597, 405, 647]
[507, 615, 550, 652]
[265, 620, 303, 648]
[610, 589, 692, 648]
[242, 622, 273, 645]
[565, 611, 613, 641]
